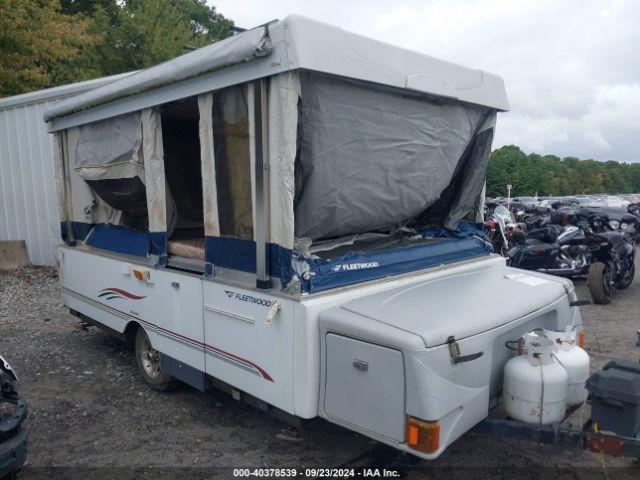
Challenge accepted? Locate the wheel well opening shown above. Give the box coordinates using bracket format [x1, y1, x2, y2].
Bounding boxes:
[124, 322, 141, 347]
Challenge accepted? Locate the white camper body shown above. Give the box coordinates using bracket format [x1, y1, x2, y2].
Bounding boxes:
[59, 247, 579, 458]
[47, 16, 581, 458]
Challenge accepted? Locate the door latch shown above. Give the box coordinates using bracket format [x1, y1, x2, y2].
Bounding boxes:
[353, 359, 368, 371]
[264, 300, 281, 324]
[447, 335, 484, 364]
[447, 336, 461, 360]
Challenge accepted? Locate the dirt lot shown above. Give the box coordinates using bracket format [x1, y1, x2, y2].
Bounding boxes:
[1, 260, 639, 479]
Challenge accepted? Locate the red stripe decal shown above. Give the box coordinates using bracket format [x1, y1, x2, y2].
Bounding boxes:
[96, 299, 273, 382]
[101, 288, 146, 300]
[204, 343, 274, 382]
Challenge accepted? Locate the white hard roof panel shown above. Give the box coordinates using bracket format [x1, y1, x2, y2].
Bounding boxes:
[283, 15, 509, 111]
[45, 15, 508, 130]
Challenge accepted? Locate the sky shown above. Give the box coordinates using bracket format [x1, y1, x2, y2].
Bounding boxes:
[211, 0, 640, 163]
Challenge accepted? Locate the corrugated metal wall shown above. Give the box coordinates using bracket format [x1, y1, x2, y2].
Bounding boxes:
[0, 73, 133, 266]
[0, 100, 61, 266]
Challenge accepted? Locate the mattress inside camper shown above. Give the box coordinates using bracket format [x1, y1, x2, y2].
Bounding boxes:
[168, 238, 206, 260]
[309, 234, 447, 260]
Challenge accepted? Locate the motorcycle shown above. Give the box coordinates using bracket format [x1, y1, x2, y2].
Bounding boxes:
[508, 209, 635, 304]
[585, 228, 636, 304]
[576, 207, 640, 244]
[484, 205, 524, 256]
[506, 224, 589, 277]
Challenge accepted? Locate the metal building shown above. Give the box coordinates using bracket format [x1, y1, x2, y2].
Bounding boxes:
[0, 74, 131, 265]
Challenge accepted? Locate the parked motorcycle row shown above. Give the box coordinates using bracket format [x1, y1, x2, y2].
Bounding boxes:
[484, 194, 640, 304]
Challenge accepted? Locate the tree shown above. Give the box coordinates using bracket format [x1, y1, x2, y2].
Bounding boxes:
[487, 146, 640, 197]
[59, 0, 118, 17]
[91, 0, 234, 75]
[0, 0, 95, 96]
[0, 0, 234, 97]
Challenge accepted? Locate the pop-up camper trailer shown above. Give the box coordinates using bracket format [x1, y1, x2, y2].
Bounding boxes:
[45, 16, 581, 458]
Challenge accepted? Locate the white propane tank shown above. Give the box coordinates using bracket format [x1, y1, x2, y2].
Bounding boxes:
[503, 333, 568, 425]
[544, 327, 590, 406]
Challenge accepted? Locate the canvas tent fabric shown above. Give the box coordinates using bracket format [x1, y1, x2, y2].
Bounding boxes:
[267, 72, 300, 250]
[198, 93, 220, 237]
[294, 73, 490, 240]
[442, 119, 496, 229]
[45, 15, 508, 293]
[54, 108, 169, 260]
[44, 26, 272, 122]
[74, 112, 143, 181]
[141, 108, 168, 236]
[64, 127, 122, 228]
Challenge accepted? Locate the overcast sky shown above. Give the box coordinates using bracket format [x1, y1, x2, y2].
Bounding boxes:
[212, 0, 639, 163]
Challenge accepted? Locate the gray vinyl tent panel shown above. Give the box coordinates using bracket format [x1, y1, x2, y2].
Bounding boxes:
[294, 73, 491, 240]
[75, 112, 143, 181]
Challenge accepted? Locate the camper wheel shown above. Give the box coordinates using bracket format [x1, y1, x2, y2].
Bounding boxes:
[134, 327, 178, 392]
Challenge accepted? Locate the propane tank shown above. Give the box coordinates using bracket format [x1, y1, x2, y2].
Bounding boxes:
[544, 327, 590, 406]
[503, 333, 568, 425]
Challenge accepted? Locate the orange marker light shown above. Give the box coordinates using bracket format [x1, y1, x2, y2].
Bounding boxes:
[132, 268, 149, 281]
[406, 416, 440, 454]
[578, 330, 586, 348]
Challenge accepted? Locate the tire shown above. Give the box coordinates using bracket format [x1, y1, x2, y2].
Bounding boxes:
[587, 262, 612, 305]
[134, 327, 179, 392]
[616, 262, 635, 290]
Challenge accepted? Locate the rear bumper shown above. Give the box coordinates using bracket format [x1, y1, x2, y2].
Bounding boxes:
[0, 428, 28, 477]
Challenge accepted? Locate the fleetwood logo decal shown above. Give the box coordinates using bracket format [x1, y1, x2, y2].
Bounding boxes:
[98, 288, 146, 301]
[330, 261, 380, 273]
[224, 290, 273, 307]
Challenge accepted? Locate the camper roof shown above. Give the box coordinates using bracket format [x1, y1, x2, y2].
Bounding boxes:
[45, 15, 508, 131]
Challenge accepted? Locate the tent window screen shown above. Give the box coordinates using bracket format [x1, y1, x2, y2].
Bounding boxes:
[74, 113, 148, 231]
[213, 85, 253, 240]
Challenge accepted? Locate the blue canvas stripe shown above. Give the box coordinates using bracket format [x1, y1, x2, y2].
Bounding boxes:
[303, 236, 491, 292]
[82, 224, 167, 260]
[301, 223, 492, 293]
[204, 236, 293, 286]
[61, 221, 94, 244]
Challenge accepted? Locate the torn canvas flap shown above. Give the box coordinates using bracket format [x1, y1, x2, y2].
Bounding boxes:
[74, 112, 143, 182]
[268, 72, 299, 250]
[198, 93, 220, 237]
[141, 108, 167, 234]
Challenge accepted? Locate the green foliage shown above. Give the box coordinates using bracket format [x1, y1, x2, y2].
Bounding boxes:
[487, 145, 640, 197]
[92, 0, 235, 75]
[0, 0, 234, 97]
[0, 0, 94, 96]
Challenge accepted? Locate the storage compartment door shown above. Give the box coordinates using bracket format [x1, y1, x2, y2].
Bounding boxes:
[324, 334, 405, 442]
[202, 282, 294, 413]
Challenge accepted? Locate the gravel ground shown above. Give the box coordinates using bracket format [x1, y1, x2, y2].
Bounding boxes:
[1, 260, 639, 479]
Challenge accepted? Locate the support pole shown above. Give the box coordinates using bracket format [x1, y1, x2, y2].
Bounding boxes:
[253, 78, 271, 289]
[61, 130, 76, 246]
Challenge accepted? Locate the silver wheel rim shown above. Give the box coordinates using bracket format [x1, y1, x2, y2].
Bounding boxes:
[140, 334, 161, 379]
